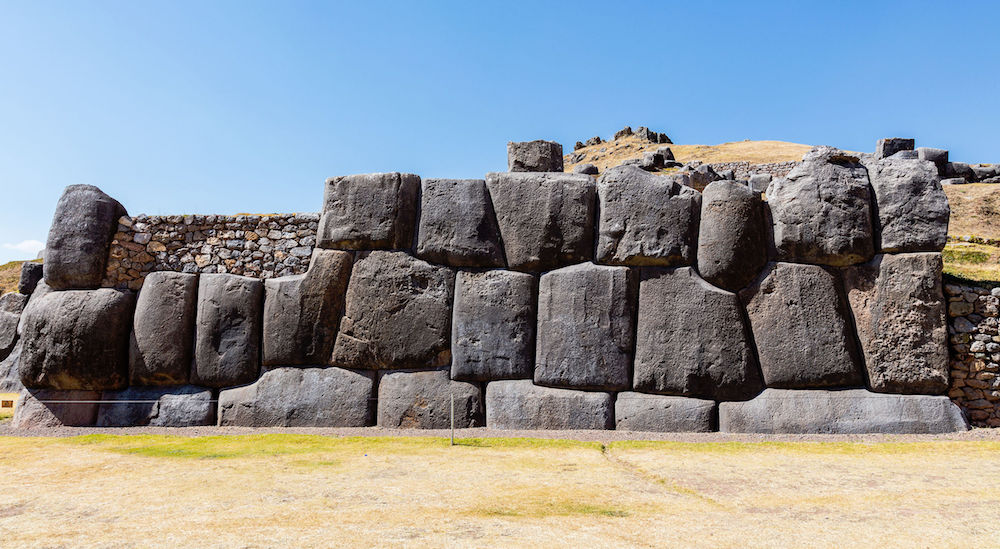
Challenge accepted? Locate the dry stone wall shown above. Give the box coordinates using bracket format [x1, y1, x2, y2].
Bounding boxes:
[945, 281, 1000, 427]
[706, 161, 798, 181]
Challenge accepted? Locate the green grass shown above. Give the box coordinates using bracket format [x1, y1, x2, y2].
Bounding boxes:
[943, 247, 990, 264]
[473, 501, 631, 518]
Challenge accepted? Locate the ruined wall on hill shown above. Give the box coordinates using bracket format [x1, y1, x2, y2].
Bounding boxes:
[707, 161, 798, 181]
[945, 282, 1000, 427]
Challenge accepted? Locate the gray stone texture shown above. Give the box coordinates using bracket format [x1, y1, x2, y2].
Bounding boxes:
[485, 379, 613, 430]
[507, 140, 564, 172]
[719, 388, 968, 434]
[129, 272, 197, 386]
[843, 253, 949, 394]
[19, 288, 134, 391]
[535, 263, 634, 391]
[573, 163, 599, 175]
[767, 147, 875, 266]
[865, 157, 949, 253]
[191, 274, 263, 388]
[0, 340, 24, 393]
[0, 292, 28, 360]
[748, 173, 772, 193]
[377, 370, 483, 429]
[740, 262, 864, 388]
[96, 386, 214, 427]
[634, 267, 763, 400]
[43, 184, 127, 290]
[331, 251, 454, 370]
[615, 393, 715, 432]
[18, 262, 43, 295]
[916, 147, 948, 173]
[263, 249, 352, 366]
[415, 178, 504, 267]
[596, 166, 701, 267]
[11, 389, 99, 428]
[317, 172, 420, 250]
[945, 162, 974, 181]
[697, 180, 768, 291]
[218, 366, 374, 427]
[875, 138, 914, 159]
[451, 270, 536, 382]
[485, 172, 596, 272]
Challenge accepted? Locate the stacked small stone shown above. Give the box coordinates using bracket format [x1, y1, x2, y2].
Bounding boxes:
[706, 161, 798, 181]
[945, 283, 1000, 427]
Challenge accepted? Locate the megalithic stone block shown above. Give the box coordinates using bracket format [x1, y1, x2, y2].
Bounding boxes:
[415, 178, 504, 267]
[11, 388, 100, 428]
[18, 262, 43, 295]
[0, 292, 28, 360]
[192, 274, 263, 388]
[129, 272, 198, 386]
[317, 172, 420, 250]
[864, 157, 949, 253]
[43, 184, 127, 290]
[485, 379, 613, 430]
[0, 340, 24, 393]
[696, 180, 768, 291]
[97, 386, 214, 427]
[614, 393, 716, 432]
[507, 140, 564, 172]
[875, 137, 915, 159]
[377, 370, 483, 429]
[485, 172, 596, 272]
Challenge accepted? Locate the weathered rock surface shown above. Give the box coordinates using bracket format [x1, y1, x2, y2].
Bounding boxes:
[916, 147, 948, 173]
[191, 274, 263, 388]
[875, 138, 914, 159]
[18, 262, 43, 295]
[615, 393, 715, 432]
[535, 263, 634, 391]
[697, 180, 768, 291]
[573, 163, 599, 175]
[865, 157, 949, 252]
[19, 288, 134, 391]
[43, 184, 127, 290]
[843, 253, 949, 394]
[485, 172, 595, 272]
[596, 166, 701, 267]
[719, 389, 968, 434]
[634, 267, 762, 400]
[767, 147, 875, 266]
[451, 270, 536, 381]
[0, 292, 28, 359]
[129, 272, 197, 386]
[218, 367, 374, 427]
[415, 178, 504, 267]
[317, 172, 420, 250]
[748, 173, 772, 193]
[11, 389, 99, 428]
[740, 263, 864, 388]
[263, 249, 352, 366]
[97, 386, 214, 427]
[945, 161, 974, 181]
[507, 140, 564, 172]
[377, 370, 483, 428]
[0, 340, 24, 393]
[485, 380, 613, 430]
[331, 251, 454, 370]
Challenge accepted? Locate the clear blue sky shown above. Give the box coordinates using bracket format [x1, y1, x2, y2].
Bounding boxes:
[1, 1, 998, 263]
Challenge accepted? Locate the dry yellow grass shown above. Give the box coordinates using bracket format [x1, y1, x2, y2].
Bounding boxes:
[0, 260, 35, 295]
[944, 183, 1000, 240]
[1, 434, 998, 547]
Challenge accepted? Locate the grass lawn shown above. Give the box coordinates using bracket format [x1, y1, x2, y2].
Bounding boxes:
[0, 434, 998, 547]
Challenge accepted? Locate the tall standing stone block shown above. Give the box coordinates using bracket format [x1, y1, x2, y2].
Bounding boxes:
[843, 253, 949, 394]
[18, 262, 43, 295]
[129, 272, 198, 386]
[535, 263, 634, 391]
[0, 292, 28, 360]
[634, 267, 762, 401]
[19, 288, 134, 391]
[507, 140, 564, 172]
[865, 157, 949, 252]
[97, 386, 214, 427]
[331, 251, 454, 370]
[451, 270, 536, 381]
[740, 263, 864, 388]
[192, 274, 263, 388]
[767, 147, 875, 266]
[43, 184, 127, 290]
[377, 370, 483, 429]
[875, 137, 915, 159]
[485, 172, 595, 272]
[697, 180, 768, 291]
[415, 178, 504, 267]
[263, 249, 352, 366]
[317, 172, 420, 250]
[596, 166, 701, 267]
[486, 379, 613, 430]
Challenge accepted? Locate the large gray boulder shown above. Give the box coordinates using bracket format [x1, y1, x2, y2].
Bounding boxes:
[697, 180, 768, 291]
[263, 249, 352, 366]
[331, 251, 454, 370]
[317, 172, 420, 250]
[129, 272, 197, 386]
[843, 253, 949, 394]
[377, 370, 483, 428]
[415, 178, 504, 267]
[11, 388, 99, 428]
[0, 292, 28, 360]
[595, 166, 701, 267]
[0, 340, 24, 393]
[451, 270, 536, 382]
[634, 267, 762, 400]
[865, 157, 949, 252]
[191, 274, 263, 388]
[719, 388, 968, 434]
[218, 366, 374, 427]
[507, 140, 564, 172]
[97, 386, 214, 427]
[615, 393, 715, 432]
[875, 138, 914, 159]
[19, 288, 134, 391]
[535, 263, 634, 391]
[43, 184, 127, 290]
[740, 263, 864, 388]
[485, 172, 595, 272]
[916, 147, 948, 174]
[18, 262, 43, 295]
[767, 147, 875, 266]
[485, 380, 613, 430]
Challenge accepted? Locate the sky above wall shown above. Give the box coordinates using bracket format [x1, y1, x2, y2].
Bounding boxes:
[1, 0, 998, 263]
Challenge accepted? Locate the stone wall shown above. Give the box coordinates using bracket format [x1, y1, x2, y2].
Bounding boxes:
[707, 161, 798, 181]
[945, 281, 1000, 427]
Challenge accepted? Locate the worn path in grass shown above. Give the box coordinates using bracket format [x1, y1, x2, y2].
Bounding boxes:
[1, 433, 998, 548]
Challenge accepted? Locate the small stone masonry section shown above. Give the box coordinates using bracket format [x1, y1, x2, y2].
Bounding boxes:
[945, 282, 1000, 427]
